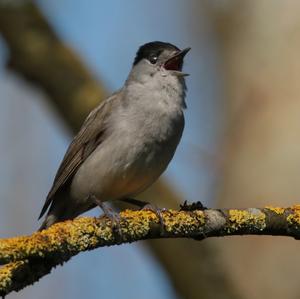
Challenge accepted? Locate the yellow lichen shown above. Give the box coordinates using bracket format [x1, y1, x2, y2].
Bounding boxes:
[287, 205, 300, 225]
[228, 209, 266, 231]
[194, 210, 206, 225]
[0, 209, 208, 296]
[265, 206, 285, 215]
[163, 209, 205, 233]
[0, 260, 27, 290]
[2, 207, 299, 296]
[120, 209, 158, 238]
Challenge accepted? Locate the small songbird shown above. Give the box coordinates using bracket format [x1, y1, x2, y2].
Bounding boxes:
[39, 41, 190, 230]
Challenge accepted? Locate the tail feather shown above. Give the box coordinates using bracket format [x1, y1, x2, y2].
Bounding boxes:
[38, 191, 69, 231]
[38, 214, 59, 231]
[38, 193, 95, 231]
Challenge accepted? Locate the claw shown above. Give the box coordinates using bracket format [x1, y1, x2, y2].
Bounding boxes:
[90, 195, 122, 239]
[142, 203, 166, 235]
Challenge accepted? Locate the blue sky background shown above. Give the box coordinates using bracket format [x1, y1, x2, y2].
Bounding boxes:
[0, 1, 223, 298]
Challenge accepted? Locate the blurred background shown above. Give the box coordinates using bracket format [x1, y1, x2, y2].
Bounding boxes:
[1, 1, 300, 298]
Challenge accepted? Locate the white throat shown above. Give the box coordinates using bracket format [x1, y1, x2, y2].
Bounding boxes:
[125, 69, 187, 110]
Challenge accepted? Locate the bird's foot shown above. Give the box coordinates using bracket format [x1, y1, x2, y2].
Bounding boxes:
[90, 196, 122, 239]
[141, 203, 166, 236]
[180, 200, 207, 212]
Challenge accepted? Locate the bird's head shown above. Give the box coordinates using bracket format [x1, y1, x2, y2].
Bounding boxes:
[129, 41, 190, 83]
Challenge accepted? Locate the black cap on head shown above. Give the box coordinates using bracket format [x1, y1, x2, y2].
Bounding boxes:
[133, 41, 180, 66]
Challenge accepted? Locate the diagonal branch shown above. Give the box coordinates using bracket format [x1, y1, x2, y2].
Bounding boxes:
[0, 1, 107, 132]
[1, 205, 300, 296]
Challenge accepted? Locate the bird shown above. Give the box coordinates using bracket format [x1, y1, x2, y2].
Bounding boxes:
[39, 41, 190, 230]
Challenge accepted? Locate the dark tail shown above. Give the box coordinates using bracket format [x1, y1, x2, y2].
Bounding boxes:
[38, 193, 95, 231]
[38, 191, 72, 231]
[38, 214, 59, 231]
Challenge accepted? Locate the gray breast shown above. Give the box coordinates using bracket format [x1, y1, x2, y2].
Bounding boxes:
[70, 75, 185, 204]
[71, 108, 184, 203]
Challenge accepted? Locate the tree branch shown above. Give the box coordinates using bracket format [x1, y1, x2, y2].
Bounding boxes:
[0, 205, 300, 296]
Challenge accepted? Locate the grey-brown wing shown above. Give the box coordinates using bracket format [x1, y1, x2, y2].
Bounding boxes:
[39, 93, 118, 219]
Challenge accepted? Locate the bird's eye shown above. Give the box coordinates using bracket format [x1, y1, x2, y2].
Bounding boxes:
[149, 55, 158, 64]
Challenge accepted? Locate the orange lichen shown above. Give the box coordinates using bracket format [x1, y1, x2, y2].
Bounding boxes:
[265, 206, 285, 215]
[228, 209, 266, 231]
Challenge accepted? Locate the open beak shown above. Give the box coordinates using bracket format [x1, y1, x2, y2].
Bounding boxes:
[163, 47, 191, 72]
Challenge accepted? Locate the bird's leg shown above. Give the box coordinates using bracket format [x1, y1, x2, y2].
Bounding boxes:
[90, 195, 122, 238]
[143, 203, 166, 236]
[122, 198, 166, 235]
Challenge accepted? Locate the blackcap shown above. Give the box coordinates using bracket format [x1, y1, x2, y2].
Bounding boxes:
[39, 41, 190, 230]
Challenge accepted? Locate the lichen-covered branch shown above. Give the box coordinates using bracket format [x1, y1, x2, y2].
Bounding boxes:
[1, 205, 300, 296]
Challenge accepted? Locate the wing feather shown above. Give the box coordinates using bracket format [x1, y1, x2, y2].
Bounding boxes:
[39, 93, 119, 219]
